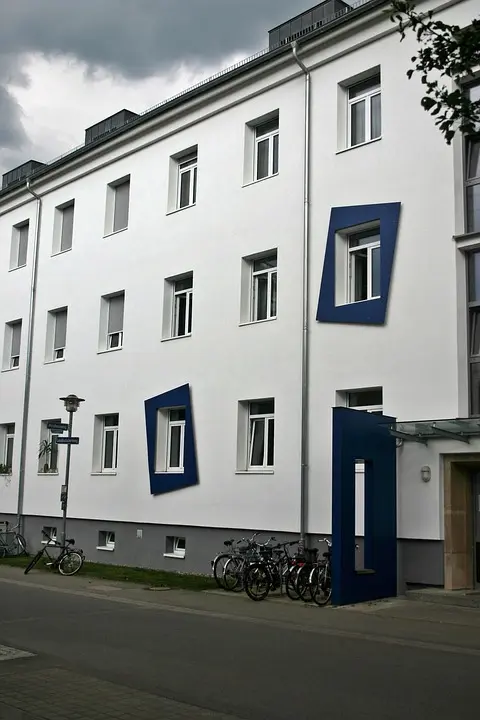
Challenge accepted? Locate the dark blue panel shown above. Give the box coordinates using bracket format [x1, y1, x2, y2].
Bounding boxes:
[317, 202, 401, 325]
[144, 384, 198, 495]
[331, 407, 397, 606]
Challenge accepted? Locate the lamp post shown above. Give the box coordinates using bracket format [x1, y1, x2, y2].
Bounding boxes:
[59, 394, 84, 546]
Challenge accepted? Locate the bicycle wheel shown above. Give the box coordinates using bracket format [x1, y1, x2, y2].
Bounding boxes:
[15, 534, 27, 555]
[310, 563, 332, 606]
[0, 546, 6, 559]
[24, 550, 43, 575]
[223, 556, 244, 592]
[58, 551, 84, 576]
[244, 563, 271, 601]
[212, 553, 231, 589]
[285, 565, 302, 601]
[296, 564, 313, 602]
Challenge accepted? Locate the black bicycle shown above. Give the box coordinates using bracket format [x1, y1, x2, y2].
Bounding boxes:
[24, 530, 84, 576]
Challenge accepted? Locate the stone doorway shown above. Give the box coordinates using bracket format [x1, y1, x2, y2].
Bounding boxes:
[443, 454, 480, 590]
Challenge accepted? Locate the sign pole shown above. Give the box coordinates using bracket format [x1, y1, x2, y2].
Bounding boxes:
[61, 409, 74, 546]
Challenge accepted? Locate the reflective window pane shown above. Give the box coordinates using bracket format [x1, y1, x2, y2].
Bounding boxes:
[250, 419, 265, 466]
[267, 418, 275, 467]
[273, 133, 279, 175]
[104, 430, 115, 469]
[470, 362, 480, 415]
[371, 246, 381, 297]
[471, 310, 480, 355]
[254, 275, 268, 320]
[351, 100, 366, 146]
[352, 250, 368, 301]
[256, 139, 269, 180]
[270, 272, 277, 317]
[467, 139, 480, 180]
[253, 255, 276, 272]
[349, 76, 380, 99]
[466, 185, 480, 233]
[170, 409, 185, 422]
[169, 425, 182, 468]
[468, 252, 480, 301]
[250, 400, 274, 415]
[371, 93, 382, 139]
[179, 171, 191, 208]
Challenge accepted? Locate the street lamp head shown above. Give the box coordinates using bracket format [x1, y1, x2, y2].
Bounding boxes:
[60, 394, 85, 413]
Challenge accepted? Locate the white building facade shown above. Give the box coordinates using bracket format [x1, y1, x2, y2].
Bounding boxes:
[0, 0, 479, 591]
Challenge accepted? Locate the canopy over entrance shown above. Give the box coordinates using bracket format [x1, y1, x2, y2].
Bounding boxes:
[388, 417, 480, 445]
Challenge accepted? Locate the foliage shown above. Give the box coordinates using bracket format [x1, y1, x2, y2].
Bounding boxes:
[389, 0, 480, 143]
[0, 464, 11, 474]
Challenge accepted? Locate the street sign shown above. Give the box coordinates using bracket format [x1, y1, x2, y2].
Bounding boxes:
[47, 422, 68, 432]
[55, 436, 79, 445]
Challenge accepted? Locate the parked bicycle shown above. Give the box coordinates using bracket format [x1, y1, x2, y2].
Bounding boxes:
[243, 540, 300, 601]
[222, 535, 277, 592]
[211, 532, 264, 589]
[0, 521, 28, 558]
[24, 530, 85, 576]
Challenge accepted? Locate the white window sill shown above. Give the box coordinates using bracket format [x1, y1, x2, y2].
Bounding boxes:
[239, 317, 277, 327]
[163, 553, 186, 559]
[0, 472, 12, 477]
[336, 137, 382, 155]
[51, 248, 72, 257]
[37, 472, 59, 476]
[41, 540, 58, 545]
[161, 333, 192, 343]
[103, 227, 128, 238]
[1, 367, 20, 373]
[8, 264, 27, 272]
[235, 470, 275, 475]
[155, 470, 185, 475]
[166, 203, 196, 216]
[91, 472, 117, 476]
[96, 545, 115, 552]
[44, 358, 66, 365]
[242, 173, 278, 189]
[97, 347, 123, 355]
[454, 230, 480, 243]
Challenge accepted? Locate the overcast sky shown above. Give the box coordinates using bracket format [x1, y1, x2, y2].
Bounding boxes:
[0, 0, 314, 176]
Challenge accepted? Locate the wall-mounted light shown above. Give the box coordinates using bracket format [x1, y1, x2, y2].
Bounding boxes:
[421, 465, 431, 483]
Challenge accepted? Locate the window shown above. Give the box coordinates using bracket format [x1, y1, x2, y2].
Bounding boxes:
[10, 222, 29, 270]
[172, 276, 193, 337]
[348, 229, 380, 302]
[248, 399, 275, 469]
[251, 254, 277, 321]
[346, 388, 383, 414]
[348, 75, 381, 147]
[97, 531, 115, 551]
[100, 292, 125, 351]
[177, 152, 197, 209]
[0, 424, 14, 473]
[105, 176, 130, 234]
[165, 536, 186, 558]
[3, 321, 22, 370]
[46, 308, 67, 362]
[468, 252, 480, 414]
[101, 414, 119, 471]
[53, 201, 74, 254]
[38, 420, 61, 473]
[255, 117, 279, 180]
[465, 85, 480, 233]
[41, 527, 57, 545]
[167, 409, 185, 471]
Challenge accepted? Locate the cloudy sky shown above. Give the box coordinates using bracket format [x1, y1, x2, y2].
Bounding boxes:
[0, 0, 316, 176]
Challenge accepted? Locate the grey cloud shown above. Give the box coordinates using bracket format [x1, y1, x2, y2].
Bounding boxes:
[0, 0, 312, 173]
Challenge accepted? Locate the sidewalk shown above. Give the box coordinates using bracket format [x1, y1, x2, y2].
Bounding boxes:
[1, 565, 480, 654]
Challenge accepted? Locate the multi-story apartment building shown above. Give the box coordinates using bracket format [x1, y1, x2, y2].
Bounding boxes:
[0, 0, 479, 596]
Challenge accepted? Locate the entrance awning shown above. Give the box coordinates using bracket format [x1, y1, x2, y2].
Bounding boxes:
[388, 417, 480, 445]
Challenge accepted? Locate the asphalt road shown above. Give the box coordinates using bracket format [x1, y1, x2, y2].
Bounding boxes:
[0, 574, 479, 720]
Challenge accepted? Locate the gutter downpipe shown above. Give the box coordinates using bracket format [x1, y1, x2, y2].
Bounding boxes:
[291, 41, 311, 549]
[16, 179, 43, 531]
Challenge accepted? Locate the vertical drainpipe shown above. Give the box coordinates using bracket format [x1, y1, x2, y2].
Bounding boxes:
[291, 41, 311, 548]
[16, 179, 43, 531]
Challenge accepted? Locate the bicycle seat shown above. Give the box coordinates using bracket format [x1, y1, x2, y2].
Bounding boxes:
[224, 540, 233, 547]
[66, 538, 75, 545]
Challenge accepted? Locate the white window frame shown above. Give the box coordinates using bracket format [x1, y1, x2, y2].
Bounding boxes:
[1, 424, 14, 473]
[172, 277, 193, 338]
[164, 535, 186, 558]
[41, 527, 58, 545]
[254, 119, 279, 181]
[347, 230, 380, 304]
[177, 154, 197, 209]
[53, 309, 67, 361]
[105, 293, 124, 350]
[251, 254, 277, 321]
[10, 222, 29, 270]
[9, 321, 22, 369]
[346, 390, 383, 415]
[347, 76, 381, 148]
[248, 401, 275, 470]
[101, 415, 119, 472]
[166, 409, 185, 472]
[97, 530, 115, 551]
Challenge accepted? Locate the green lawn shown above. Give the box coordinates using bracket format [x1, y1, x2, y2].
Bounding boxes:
[0, 555, 217, 591]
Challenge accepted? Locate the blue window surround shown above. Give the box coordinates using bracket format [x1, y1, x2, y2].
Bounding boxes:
[317, 202, 401, 325]
[144, 384, 198, 495]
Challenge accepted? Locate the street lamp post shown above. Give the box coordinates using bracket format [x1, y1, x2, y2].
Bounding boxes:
[59, 394, 84, 546]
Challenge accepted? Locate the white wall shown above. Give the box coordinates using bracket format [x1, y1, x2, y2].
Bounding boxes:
[0, 0, 477, 538]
